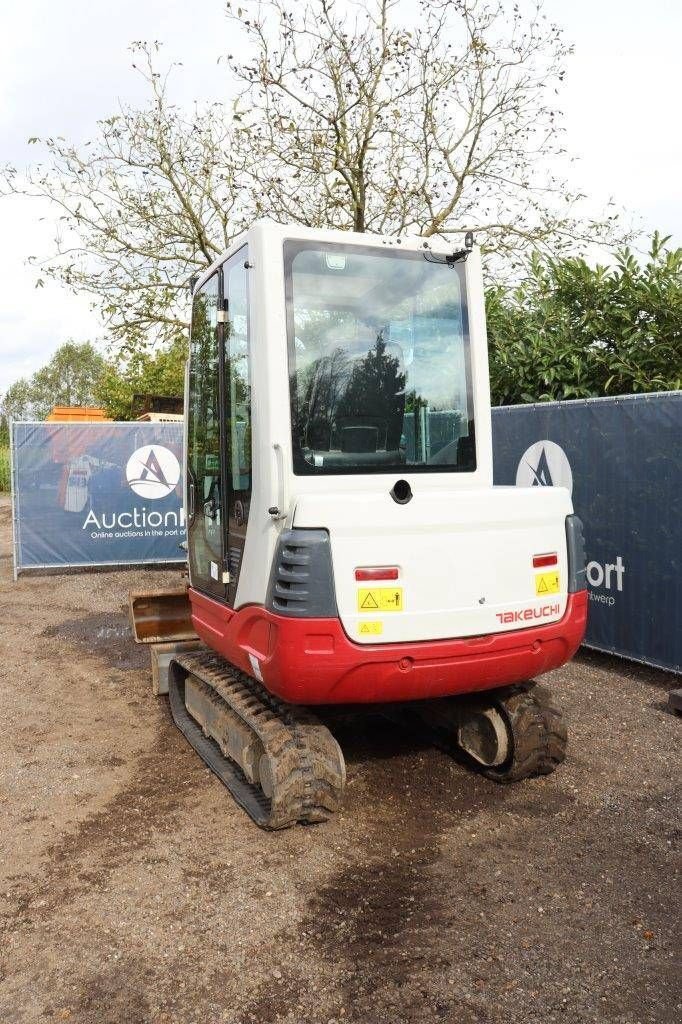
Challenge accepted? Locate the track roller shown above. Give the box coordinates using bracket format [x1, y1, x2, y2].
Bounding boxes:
[168, 650, 346, 830]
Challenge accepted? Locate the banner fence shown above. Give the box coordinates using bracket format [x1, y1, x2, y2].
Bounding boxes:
[11, 421, 186, 575]
[492, 391, 681, 673]
[11, 394, 681, 672]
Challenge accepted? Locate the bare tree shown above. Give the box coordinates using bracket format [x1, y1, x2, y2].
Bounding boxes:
[228, 0, 615, 258]
[2, 44, 248, 350]
[2, 3, 619, 348]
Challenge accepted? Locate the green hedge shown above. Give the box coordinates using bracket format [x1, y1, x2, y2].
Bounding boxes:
[0, 448, 10, 493]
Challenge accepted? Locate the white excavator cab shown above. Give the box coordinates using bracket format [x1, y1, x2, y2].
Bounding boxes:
[186, 222, 583, 645]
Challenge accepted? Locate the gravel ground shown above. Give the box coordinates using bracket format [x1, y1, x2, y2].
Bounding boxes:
[0, 493, 679, 1024]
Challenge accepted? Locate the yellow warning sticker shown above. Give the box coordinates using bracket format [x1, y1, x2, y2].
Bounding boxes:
[357, 587, 404, 612]
[535, 571, 560, 595]
[358, 621, 383, 636]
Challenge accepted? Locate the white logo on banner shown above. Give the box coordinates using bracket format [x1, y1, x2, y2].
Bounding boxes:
[516, 440, 573, 495]
[126, 445, 180, 499]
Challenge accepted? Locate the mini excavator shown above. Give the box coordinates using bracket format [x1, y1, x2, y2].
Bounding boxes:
[131, 220, 588, 829]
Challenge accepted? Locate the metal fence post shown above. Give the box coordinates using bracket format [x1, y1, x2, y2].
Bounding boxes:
[9, 420, 19, 581]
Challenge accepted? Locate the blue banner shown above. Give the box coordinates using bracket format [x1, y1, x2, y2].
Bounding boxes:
[492, 392, 682, 673]
[12, 421, 185, 571]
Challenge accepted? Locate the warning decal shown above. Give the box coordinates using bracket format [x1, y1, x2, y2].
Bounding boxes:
[359, 621, 383, 636]
[357, 587, 404, 612]
[535, 571, 560, 596]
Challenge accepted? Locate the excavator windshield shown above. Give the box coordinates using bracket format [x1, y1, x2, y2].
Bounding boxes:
[284, 240, 475, 475]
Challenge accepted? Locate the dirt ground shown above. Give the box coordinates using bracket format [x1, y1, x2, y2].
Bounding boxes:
[0, 494, 679, 1024]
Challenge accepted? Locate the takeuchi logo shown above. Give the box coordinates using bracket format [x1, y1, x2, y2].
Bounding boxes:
[515, 439, 573, 495]
[126, 444, 180, 499]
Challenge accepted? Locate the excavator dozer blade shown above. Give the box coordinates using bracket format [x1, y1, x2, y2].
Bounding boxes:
[129, 587, 197, 644]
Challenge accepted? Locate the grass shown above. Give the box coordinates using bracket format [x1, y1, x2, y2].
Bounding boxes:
[0, 447, 10, 493]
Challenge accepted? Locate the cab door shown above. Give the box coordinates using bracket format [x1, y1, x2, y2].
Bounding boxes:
[224, 248, 252, 606]
[186, 271, 228, 600]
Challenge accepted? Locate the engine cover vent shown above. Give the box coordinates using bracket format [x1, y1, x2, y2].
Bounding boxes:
[266, 529, 338, 618]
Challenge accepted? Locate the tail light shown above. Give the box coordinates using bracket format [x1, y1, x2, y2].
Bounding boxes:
[533, 552, 558, 568]
[354, 566, 399, 581]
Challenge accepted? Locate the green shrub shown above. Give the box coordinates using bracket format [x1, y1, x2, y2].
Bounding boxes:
[486, 232, 682, 405]
[0, 448, 10, 493]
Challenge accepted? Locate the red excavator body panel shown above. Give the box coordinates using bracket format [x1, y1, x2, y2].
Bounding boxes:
[188, 586, 588, 706]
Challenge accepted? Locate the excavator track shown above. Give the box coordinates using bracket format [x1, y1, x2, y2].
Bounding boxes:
[167, 650, 346, 830]
[479, 682, 567, 783]
[410, 681, 567, 784]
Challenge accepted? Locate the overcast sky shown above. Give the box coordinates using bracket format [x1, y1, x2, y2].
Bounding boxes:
[1, 0, 680, 395]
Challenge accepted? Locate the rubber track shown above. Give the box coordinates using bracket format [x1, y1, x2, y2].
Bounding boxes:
[482, 682, 568, 783]
[404, 682, 567, 784]
[168, 650, 345, 830]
